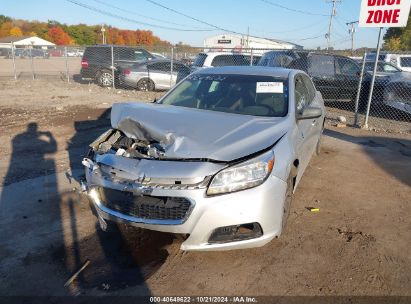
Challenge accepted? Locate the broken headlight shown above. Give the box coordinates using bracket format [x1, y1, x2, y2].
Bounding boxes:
[207, 150, 275, 196]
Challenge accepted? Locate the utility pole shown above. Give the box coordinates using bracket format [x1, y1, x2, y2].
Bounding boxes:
[346, 21, 359, 55]
[101, 25, 106, 44]
[326, 0, 341, 51]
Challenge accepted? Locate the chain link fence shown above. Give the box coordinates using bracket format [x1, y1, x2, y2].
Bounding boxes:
[0, 43, 410, 132]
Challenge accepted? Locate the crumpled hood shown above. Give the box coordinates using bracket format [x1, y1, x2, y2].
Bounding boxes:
[111, 102, 288, 162]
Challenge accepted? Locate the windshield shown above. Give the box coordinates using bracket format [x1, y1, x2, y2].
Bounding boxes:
[160, 74, 289, 117]
[365, 62, 400, 73]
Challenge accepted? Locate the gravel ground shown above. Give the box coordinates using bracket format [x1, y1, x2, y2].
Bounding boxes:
[0, 79, 410, 299]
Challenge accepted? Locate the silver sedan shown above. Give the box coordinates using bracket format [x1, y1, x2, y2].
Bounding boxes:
[119, 59, 191, 91]
[83, 66, 325, 251]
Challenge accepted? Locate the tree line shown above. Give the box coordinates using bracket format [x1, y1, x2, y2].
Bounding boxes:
[384, 14, 411, 51]
[0, 15, 173, 47]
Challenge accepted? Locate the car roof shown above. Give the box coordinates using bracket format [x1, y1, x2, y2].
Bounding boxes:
[194, 66, 293, 78]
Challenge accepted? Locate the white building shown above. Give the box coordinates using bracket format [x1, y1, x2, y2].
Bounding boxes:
[0, 36, 55, 49]
[204, 33, 302, 54]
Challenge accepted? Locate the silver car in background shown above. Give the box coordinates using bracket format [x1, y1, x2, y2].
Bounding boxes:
[83, 66, 325, 251]
[119, 59, 191, 91]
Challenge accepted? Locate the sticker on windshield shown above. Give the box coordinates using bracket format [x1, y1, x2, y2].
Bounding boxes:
[256, 82, 284, 93]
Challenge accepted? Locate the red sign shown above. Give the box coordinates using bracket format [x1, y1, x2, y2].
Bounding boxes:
[359, 0, 411, 27]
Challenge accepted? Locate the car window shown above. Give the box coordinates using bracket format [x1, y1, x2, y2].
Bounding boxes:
[400, 57, 411, 68]
[148, 62, 171, 72]
[295, 75, 310, 114]
[115, 48, 135, 60]
[160, 74, 289, 117]
[211, 55, 236, 66]
[301, 74, 316, 103]
[308, 55, 335, 77]
[193, 53, 207, 67]
[336, 58, 359, 75]
[134, 51, 149, 61]
[85, 47, 110, 60]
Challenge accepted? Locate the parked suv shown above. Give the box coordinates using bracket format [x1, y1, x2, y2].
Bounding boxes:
[191, 52, 261, 71]
[80, 46, 155, 87]
[259, 51, 396, 110]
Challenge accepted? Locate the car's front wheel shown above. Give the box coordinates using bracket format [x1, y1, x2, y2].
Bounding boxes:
[96, 70, 113, 87]
[137, 78, 155, 91]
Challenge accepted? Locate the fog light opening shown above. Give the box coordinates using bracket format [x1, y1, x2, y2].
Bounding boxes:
[208, 223, 263, 244]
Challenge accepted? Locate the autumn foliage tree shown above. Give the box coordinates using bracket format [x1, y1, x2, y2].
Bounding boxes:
[46, 26, 72, 45]
[384, 13, 411, 51]
[0, 15, 176, 48]
[9, 26, 23, 36]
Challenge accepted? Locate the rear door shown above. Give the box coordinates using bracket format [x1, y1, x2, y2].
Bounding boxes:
[308, 54, 338, 100]
[147, 62, 172, 89]
[335, 57, 360, 100]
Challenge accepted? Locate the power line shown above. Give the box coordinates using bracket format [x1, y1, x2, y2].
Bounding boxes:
[299, 34, 326, 41]
[90, 0, 213, 30]
[259, 0, 329, 17]
[144, 0, 248, 36]
[66, 0, 215, 32]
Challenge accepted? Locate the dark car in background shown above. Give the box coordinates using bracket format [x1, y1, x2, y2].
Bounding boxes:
[80, 46, 155, 87]
[258, 51, 403, 110]
[119, 59, 191, 91]
[384, 72, 411, 114]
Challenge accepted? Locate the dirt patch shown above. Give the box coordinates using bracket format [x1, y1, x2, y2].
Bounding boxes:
[51, 224, 175, 292]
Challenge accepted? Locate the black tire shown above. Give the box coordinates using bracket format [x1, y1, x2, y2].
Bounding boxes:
[281, 175, 294, 233]
[137, 78, 155, 91]
[96, 70, 113, 87]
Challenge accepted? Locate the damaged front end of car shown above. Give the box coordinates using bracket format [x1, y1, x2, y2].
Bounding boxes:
[82, 128, 225, 226]
[81, 102, 288, 250]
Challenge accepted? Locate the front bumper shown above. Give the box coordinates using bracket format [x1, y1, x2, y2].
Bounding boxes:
[85, 167, 287, 251]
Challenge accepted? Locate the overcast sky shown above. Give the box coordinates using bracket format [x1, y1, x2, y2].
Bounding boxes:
[1, 0, 383, 49]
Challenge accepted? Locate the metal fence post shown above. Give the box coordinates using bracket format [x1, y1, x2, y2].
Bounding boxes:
[354, 52, 367, 126]
[64, 46, 70, 83]
[111, 45, 115, 89]
[364, 27, 383, 129]
[30, 47, 35, 80]
[170, 46, 174, 88]
[11, 42, 17, 80]
[250, 48, 254, 66]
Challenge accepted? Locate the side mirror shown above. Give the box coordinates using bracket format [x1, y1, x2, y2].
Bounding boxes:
[296, 106, 323, 120]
